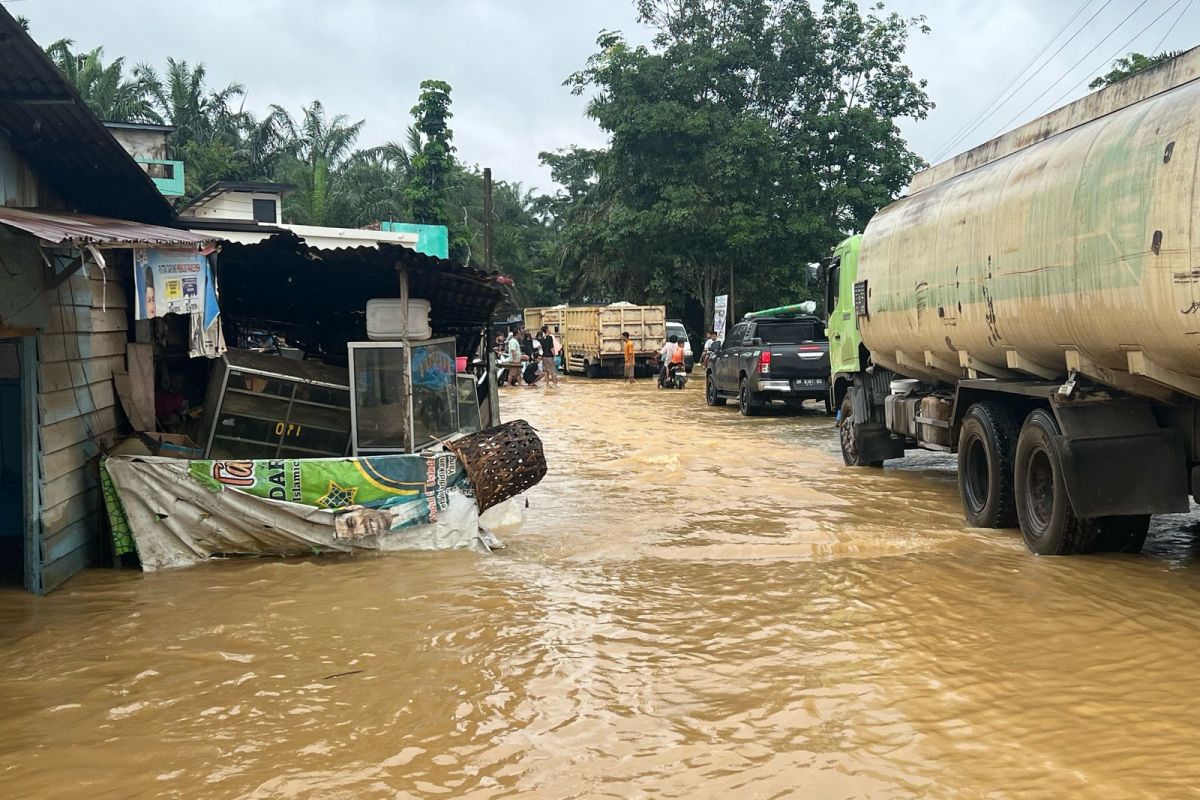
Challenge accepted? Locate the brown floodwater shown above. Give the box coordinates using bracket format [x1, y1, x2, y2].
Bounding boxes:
[5, 377, 1200, 799]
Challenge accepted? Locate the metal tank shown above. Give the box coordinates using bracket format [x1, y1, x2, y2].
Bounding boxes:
[857, 72, 1200, 393]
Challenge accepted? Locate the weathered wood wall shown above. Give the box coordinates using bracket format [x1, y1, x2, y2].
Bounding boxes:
[36, 265, 127, 591]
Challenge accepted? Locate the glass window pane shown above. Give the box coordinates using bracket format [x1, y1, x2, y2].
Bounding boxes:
[411, 340, 458, 448]
[352, 346, 410, 451]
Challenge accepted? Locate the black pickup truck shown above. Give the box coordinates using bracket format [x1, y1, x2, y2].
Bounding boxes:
[704, 313, 831, 416]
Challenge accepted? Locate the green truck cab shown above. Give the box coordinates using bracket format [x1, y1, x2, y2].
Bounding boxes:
[824, 234, 864, 413]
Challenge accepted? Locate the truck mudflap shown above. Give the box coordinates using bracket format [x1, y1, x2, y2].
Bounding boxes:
[1055, 431, 1189, 517]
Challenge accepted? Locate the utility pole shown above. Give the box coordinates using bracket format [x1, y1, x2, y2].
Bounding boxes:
[483, 167, 493, 271]
[729, 263, 736, 324]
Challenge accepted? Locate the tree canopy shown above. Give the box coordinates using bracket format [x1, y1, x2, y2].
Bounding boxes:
[32, 0, 932, 325]
[543, 0, 931, 324]
[1088, 51, 1180, 89]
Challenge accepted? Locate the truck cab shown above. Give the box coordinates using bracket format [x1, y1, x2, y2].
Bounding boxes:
[825, 234, 866, 413]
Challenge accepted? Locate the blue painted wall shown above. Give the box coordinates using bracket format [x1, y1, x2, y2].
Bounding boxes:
[380, 222, 450, 260]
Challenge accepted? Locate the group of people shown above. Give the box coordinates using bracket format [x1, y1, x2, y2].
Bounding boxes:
[496, 324, 560, 388]
[620, 331, 689, 387]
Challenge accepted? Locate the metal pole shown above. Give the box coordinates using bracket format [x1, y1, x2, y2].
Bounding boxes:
[483, 167, 493, 271]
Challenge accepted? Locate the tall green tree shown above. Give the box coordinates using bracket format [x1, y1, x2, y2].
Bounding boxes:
[274, 100, 365, 225]
[405, 80, 456, 227]
[45, 40, 160, 123]
[548, 0, 931, 325]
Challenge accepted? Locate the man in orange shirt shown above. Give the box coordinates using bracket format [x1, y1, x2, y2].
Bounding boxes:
[622, 331, 636, 383]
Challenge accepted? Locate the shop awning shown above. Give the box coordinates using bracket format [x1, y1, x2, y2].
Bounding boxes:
[0, 207, 212, 248]
[215, 230, 511, 360]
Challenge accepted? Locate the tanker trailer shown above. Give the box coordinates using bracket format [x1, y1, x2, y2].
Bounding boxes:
[825, 47, 1200, 556]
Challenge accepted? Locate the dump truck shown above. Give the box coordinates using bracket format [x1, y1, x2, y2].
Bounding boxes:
[524, 303, 666, 377]
[827, 46, 1200, 556]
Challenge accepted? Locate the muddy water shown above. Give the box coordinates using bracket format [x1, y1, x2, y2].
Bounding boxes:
[5, 379, 1200, 798]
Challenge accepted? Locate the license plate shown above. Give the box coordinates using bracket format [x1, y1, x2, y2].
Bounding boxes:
[795, 378, 824, 386]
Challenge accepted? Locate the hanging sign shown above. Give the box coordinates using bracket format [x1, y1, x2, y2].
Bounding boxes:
[133, 249, 209, 320]
[713, 294, 729, 337]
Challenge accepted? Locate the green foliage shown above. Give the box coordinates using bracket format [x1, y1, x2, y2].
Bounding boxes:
[547, 0, 931, 324]
[45, 40, 161, 123]
[405, 80, 457, 229]
[1088, 51, 1180, 90]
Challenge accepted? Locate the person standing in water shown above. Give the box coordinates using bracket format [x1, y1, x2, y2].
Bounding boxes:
[622, 332, 636, 384]
[538, 325, 558, 386]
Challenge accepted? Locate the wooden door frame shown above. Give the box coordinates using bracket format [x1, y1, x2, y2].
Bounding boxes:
[19, 335, 41, 594]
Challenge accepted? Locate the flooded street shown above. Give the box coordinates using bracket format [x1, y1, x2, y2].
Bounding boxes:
[6, 378, 1200, 798]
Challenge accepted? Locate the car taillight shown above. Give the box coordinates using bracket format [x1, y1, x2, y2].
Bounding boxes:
[798, 344, 823, 352]
[758, 350, 771, 374]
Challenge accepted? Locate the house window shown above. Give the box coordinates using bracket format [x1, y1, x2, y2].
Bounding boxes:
[252, 198, 277, 223]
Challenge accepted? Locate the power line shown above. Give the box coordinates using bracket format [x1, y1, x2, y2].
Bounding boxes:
[991, 0, 1154, 137]
[1152, 0, 1194, 54]
[1042, 0, 1185, 114]
[930, 0, 1096, 163]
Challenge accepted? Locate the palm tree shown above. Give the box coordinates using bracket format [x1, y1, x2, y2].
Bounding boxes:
[135, 58, 244, 145]
[44, 40, 160, 123]
[274, 101, 365, 225]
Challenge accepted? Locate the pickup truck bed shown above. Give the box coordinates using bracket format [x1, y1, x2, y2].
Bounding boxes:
[704, 314, 831, 416]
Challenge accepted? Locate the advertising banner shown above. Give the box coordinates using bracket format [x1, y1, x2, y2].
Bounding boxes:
[713, 294, 729, 337]
[134, 249, 210, 320]
[103, 452, 480, 571]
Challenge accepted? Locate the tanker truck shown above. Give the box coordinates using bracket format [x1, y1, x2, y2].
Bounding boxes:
[827, 46, 1200, 556]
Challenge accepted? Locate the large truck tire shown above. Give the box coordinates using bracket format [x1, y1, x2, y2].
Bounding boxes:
[738, 377, 762, 416]
[839, 397, 883, 468]
[705, 373, 726, 406]
[585, 360, 601, 379]
[958, 402, 1021, 529]
[1014, 409, 1098, 555]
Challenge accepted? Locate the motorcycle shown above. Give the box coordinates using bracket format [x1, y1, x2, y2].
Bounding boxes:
[660, 361, 688, 390]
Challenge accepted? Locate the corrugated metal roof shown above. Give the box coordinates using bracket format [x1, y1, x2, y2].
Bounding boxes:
[0, 7, 174, 223]
[0, 207, 211, 247]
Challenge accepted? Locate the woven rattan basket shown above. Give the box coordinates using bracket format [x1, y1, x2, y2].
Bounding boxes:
[447, 419, 547, 511]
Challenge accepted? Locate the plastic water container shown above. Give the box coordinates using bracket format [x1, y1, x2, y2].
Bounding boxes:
[890, 378, 921, 396]
[365, 298, 432, 340]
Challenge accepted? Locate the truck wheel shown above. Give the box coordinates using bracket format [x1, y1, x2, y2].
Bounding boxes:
[824, 395, 834, 416]
[1091, 515, 1151, 553]
[738, 378, 761, 417]
[705, 373, 726, 406]
[585, 360, 600, 379]
[1014, 409, 1097, 555]
[839, 397, 883, 468]
[957, 402, 1020, 529]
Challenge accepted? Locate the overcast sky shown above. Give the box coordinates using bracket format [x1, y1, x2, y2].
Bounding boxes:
[7, 0, 1199, 194]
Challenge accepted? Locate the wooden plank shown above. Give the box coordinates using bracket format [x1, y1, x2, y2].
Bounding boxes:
[40, 463, 97, 512]
[39, 331, 128, 363]
[42, 513, 99, 564]
[41, 438, 100, 487]
[38, 379, 116, 427]
[44, 306, 129, 335]
[39, 537, 95, 593]
[41, 489, 100, 538]
[125, 342, 154, 430]
[40, 406, 119, 455]
[39, 354, 126, 393]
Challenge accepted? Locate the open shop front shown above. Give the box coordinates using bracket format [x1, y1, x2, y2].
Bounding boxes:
[103, 229, 544, 571]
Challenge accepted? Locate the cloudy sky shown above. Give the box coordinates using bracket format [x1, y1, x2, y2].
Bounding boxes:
[7, 0, 1199, 193]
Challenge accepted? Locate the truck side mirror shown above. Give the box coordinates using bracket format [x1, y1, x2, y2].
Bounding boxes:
[751, 337, 762, 346]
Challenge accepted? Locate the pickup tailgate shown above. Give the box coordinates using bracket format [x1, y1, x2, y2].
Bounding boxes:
[762, 342, 829, 388]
